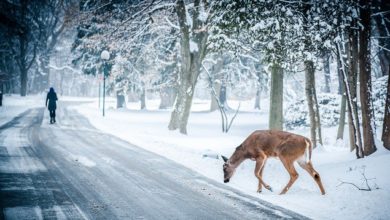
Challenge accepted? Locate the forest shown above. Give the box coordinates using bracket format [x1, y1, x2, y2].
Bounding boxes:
[1, 0, 390, 159]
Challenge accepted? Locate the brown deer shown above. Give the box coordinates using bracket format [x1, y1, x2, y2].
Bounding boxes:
[222, 130, 325, 195]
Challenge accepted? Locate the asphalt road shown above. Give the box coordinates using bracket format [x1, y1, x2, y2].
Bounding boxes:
[0, 102, 309, 220]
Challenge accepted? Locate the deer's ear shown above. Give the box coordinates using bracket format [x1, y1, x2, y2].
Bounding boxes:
[221, 155, 228, 162]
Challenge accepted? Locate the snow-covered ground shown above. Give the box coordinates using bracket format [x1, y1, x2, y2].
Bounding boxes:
[2, 95, 389, 219]
[0, 94, 45, 126]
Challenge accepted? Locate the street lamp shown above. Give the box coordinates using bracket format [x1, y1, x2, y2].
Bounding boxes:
[100, 50, 110, 117]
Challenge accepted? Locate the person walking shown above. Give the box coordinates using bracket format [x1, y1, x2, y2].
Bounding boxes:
[46, 87, 58, 124]
[0, 90, 3, 107]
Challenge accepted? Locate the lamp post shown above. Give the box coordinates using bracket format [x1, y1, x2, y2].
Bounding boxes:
[98, 75, 101, 109]
[100, 50, 110, 117]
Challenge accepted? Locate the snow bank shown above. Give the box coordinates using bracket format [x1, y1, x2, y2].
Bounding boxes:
[71, 97, 390, 220]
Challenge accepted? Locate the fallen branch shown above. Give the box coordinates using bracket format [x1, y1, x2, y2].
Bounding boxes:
[337, 166, 380, 191]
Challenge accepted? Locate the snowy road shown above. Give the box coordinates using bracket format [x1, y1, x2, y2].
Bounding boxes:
[0, 103, 308, 219]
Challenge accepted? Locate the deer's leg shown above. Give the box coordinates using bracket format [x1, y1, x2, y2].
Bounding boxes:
[254, 158, 265, 193]
[280, 157, 299, 195]
[259, 160, 273, 192]
[298, 160, 326, 195]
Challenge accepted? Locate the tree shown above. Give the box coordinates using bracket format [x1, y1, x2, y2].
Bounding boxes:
[359, 0, 377, 156]
[373, 0, 390, 77]
[168, 0, 210, 134]
[72, 0, 179, 110]
[336, 53, 347, 140]
[383, 69, 390, 150]
[322, 52, 331, 93]
[211, 0, 306, 131]
[0, 0, 72, 96]
[269, 63, 284, 130]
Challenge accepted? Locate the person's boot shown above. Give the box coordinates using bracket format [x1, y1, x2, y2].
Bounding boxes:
[50, 117, 53, 124]
[53, 117, 56, 123]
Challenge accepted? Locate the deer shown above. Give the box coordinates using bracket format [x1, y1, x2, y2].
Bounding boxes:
[222, 130, 325, 195]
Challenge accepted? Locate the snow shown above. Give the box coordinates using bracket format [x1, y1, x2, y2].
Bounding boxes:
[198, 7, 208, 22]
[0, 94, 44, 127]
[1, 95, 389, 219]
[190, 40, 199, 52]
[67, 96, 390, 220]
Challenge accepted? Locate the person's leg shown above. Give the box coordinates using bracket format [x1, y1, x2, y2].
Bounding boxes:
[53, 110, 56, 123]
[49, 110, 54, 123]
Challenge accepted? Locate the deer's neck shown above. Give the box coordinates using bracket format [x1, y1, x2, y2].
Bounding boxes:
[229, 148, 247, 168]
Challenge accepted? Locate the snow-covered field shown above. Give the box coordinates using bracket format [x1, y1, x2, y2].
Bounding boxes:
[2, 95, 389, 219]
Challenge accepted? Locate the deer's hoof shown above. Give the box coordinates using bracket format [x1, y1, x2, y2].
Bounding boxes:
[257, 189, 262, 193]
[265, 185, 273, 192]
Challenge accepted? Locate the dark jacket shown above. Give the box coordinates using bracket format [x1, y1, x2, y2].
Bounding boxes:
[46, 88, 58, 110]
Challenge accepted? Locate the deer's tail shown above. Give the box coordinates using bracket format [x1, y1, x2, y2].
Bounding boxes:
[305, 139, 313, 163]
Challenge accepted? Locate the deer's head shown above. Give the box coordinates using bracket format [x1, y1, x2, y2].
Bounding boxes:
[222, 155, 235, 183]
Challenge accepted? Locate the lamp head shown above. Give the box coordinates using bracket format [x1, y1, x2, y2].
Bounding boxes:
[101, 50, 110, 60]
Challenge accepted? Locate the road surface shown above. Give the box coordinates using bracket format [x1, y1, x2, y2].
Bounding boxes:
[0, 102, 308, 219]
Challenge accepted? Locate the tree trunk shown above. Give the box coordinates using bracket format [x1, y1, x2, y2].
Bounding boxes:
[337, 92, 347, 140]
[359, 0, 377, 156]
[127, 89, 139, 102]
[20, 67, 27, 97]
[336, 28, 363, 158]
[313, 84, 323, 145]
[382, 68, 390, 150]
[19, 33, 28, 97]
[210, 56, 223, 111]
[348, 26, 364, 157]
[254, 71, 262, 110]
[168, 0, 208, 134]
[38, 55, 50, 91]
[336, 50, 346, 140]
[210, 82, 221, 111]
[323, 52, 331, 93]
[116, 90, 126, 108]
[269, 63, 283, 130]
[219, 82, 228, 110]
[305, 61, 322, 147]
[140, 86, 146, 110]
[159, 87, 176, 109]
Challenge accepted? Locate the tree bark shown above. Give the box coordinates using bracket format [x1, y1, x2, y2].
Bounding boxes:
[254, 71, 262, 110]
[305, 61, 322, 147]
[210, 56, 223, 111]
[116, 90, 126, 108]
[348, 26, 363, 157]
[359, 0, 377, 156]
[219, 82, 228, 110]
[313, 83, 323, 145]
[269, 63, 283, 130]
[323, 52, 331, 93]
[140, 86, 146, 110]
[159, 87, 176, 109]
[382, 67, 390, 150]
[336, 50, 346, 140]
[210, 82, 221, 111]
[337, 92, 347, 140]
[38, 55, 50, 91]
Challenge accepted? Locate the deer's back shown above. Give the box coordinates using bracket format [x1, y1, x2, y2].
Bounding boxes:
[242, 130, 308, 159]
